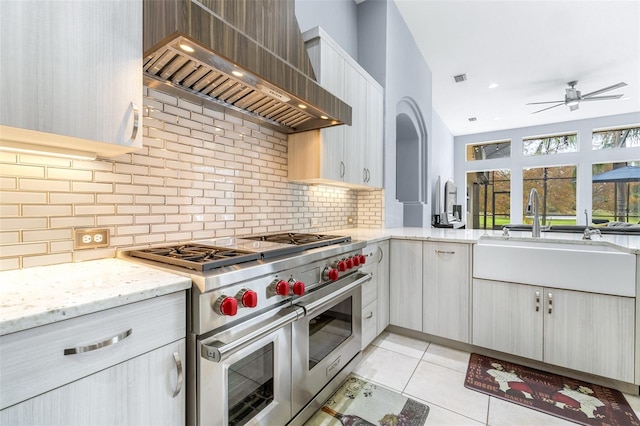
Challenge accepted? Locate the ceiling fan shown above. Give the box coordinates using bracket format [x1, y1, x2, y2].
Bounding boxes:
[527, 80, 627, 114]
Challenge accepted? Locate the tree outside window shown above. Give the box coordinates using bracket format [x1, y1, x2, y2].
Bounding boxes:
[466, 169, 511, 230]
[592, 161, 640, 224]
[523, 165, 577, 225]
[523, 134, 577, 156]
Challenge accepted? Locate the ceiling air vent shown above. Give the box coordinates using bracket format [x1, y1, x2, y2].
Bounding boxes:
[453, 73, 468, 83]
[468, 117, 477, 122]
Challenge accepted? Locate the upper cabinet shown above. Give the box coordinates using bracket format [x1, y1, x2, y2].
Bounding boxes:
[288, 27, 383, 189]
[0, 0, 143, 159]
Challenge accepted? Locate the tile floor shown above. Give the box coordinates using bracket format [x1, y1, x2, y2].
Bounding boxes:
[352, 331, 640, 425]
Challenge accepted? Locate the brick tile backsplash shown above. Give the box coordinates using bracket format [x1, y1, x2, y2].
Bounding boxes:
[0, 87, 383, 271]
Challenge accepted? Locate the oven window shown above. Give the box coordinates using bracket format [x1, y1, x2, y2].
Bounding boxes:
[308, 296, 353, 369]
[227, 343, 274, 426]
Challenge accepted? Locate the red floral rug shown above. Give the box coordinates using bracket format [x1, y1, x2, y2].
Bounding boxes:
[465, 353, 640, 426]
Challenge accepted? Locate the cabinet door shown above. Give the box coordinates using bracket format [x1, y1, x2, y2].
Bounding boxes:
[543, 289, 635, 382]
[0, 340, 186, 426]
[423, 242, 471, 342]
[365, 82, 384, 188]
[376, 240, 390, 333]
[343, 63, 366, 185]
[389, 240, 423, 331]
[0, 0, 142, 150]
[472, 279, 543, 360]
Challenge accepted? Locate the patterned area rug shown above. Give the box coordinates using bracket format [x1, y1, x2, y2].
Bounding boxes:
[304, 374, 430, 426]
[465, 353, 640, 426]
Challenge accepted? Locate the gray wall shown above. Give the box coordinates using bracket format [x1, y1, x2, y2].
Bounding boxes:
[295, 0, 359, 60]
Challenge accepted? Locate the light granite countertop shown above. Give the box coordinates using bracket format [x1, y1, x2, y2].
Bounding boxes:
[329, 227, 640, 254]
[0, 258, 191, 335]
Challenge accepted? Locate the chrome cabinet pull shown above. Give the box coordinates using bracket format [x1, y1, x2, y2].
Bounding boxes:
[535, 291, 540, 312]
[367, 169, 371, 182]
[365, 312, 373, 319]
[435, 250, 455, 255]
[377, 246, 384, 263]
[340, 161, 345, 178]
[363, 168, 367, 182]
[63, 328, 132, 355]
[172, 352, 183, 397]
[548, 292, 553, 314]
[130, 102, 139, 141]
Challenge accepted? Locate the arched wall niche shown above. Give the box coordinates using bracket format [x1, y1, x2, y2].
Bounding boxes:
[395, 97, 428, 226]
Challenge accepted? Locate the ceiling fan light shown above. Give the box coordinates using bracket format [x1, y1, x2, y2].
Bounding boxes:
[567, 99, 579, 107]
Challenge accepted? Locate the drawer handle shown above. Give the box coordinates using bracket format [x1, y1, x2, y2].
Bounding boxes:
[535, 291, 540, 312]
[130, 102, 140, 141]
[548, 292, 553, 314]
[365, 312, 373, 319]
[435, 250, 455, 255]
[63, 328, 132, 355]
[172, 351, 183, 397]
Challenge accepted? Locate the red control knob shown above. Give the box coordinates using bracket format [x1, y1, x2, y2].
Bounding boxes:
[215, 296, 238, 316]
[275, 280, 290, 296]
[352, 256, 360, 267]
[337, 261, 347, 272]
[345, 258, 354, 269]
[323, 267, 339, 281]
[358, 254, 367, 265]
[238, 289, 258, 308]
[291, 281, 306, 296]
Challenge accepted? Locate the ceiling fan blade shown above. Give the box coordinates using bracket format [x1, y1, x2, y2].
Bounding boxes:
[581, 82, 627, 98]
[580, 94, 624, 102]
[531, 103, 564, 114]
[526, 100, 565, 105]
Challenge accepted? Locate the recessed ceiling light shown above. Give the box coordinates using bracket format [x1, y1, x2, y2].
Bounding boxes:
[231, 70, 244, 77]
[320, 115, 328, 120]
[488, 83, 499, 89]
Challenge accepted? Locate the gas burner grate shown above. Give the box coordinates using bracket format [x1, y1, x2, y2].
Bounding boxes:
[128, 244, 261, 271]
[243, 233, 350, 251]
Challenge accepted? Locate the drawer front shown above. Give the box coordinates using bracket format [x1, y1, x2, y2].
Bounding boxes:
[361, 300, 377, 349]
[1, 291, 186, 409]
[361, 270, 377, 307]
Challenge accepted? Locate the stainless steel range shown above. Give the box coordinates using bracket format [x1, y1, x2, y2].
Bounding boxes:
[125, 233, 371, 426]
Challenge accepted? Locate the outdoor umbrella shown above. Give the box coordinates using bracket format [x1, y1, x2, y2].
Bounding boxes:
[592, 165, 640, 183]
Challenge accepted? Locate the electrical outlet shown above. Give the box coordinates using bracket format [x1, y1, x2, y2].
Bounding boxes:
[74, 228, 110, 249]
[347, 216, 354, 225]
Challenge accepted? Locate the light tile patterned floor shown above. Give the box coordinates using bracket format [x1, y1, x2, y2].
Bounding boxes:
[353, 331, 640, 426]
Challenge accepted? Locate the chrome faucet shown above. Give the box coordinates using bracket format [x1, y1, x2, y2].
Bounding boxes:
[526, 188, 541, 238]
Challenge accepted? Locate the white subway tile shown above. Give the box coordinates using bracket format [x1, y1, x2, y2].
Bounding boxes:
[50, 216, 95, 228]
[72, 248, 115, 263]
[0, 257, 20, 271]
[72, 182, 113, 193]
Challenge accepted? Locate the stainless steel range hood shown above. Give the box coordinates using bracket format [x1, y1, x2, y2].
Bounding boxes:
[143, 0, 351, 134]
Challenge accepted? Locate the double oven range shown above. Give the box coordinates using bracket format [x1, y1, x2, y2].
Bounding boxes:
[125, 232, 371, 426]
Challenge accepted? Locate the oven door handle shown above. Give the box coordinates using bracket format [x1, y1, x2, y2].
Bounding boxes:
[201, 306, 303, 363]
[297, 272, 372, 318]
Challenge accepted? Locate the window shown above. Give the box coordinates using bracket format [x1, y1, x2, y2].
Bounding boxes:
[592, 161, 640, 224]
[466, 140, 511, 161]
[523, 134, 577, 156]
[523, 165, 577, 225]
[466, 169, 511, 229]
[592, 126, 640, 150]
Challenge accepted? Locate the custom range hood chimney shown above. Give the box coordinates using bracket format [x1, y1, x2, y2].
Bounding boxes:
[143, 0, 351, 133]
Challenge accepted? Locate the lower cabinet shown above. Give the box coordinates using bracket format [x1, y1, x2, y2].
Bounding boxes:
[389, 239, 423, 331]
[422, 241, 471, 343]
[0, 340, 186, 425]
[360, 241, 389, 349]
[0, 292, 186, 425]
[472, 279, 635, 383]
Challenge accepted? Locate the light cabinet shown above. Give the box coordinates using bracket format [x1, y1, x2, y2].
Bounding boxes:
[0, 340, 185, 426]
[0, 0, 143, 158]
[288, 27, 383, 189]
[389, 239, 423, 331]
[360, 240, 390, 349]
[422, 241, 471, 343]
[472, 279, 635, 383]
[0, 292, 186, 424]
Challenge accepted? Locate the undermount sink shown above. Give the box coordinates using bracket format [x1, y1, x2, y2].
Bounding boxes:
[502, 223, 640, 235]
[473, 236, 636, 297]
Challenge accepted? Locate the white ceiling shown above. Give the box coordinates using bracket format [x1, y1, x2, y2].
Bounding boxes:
[393, 0, 640, 136]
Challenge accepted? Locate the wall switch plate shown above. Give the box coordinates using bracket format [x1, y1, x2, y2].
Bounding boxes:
[74, 228, 110, 249]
